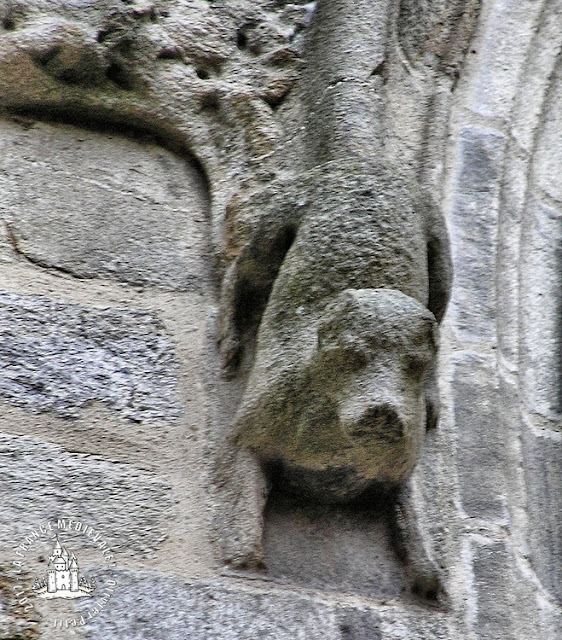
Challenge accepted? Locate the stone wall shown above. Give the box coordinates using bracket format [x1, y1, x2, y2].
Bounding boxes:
[0, 1, 560, 639]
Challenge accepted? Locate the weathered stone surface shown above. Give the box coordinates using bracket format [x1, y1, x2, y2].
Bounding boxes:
[470, 537, 516, 640]
[238, 289, 437, 500]
[0, 0, 314, 233]
[537, 601, 562, 640]
[511, 5, 562, 153]
[0, 119, 210, 291]
[378, 611, 449, 640]
[0, 565, 39, 640]
[80, 571, 340, 640]
[449, 126, 505, 341]
[496, 149, 528, 366]
[81, 570, 445, 640]
[263, 490, 407, 599]
[0, 432, 172, 556]
[397, 0, 480, 72]
[216, 163, 452, 581]
[215, 152, 452, 579]
[532, 57, 562, 205]
[337, 607, 382, 640]
[518, 196, 562, 419]
[301, 0, 388, 165]
[0, 291, 181, 420]
[466, 0, 542, 120]
[522, 428, 562, 604]
[453, 353, 507, 521]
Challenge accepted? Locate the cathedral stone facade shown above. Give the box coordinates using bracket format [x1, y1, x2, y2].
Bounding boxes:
[0, 1, 560, 639]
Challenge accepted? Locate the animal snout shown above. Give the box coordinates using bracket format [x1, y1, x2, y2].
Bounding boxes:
[343, 403, 405, 443]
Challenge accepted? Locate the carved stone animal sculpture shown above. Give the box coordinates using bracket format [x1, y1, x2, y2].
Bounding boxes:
[0, 0, 455, 602]
[219, 158, 451, 598]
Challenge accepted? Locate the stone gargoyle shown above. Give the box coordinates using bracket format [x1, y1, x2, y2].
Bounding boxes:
[217, 158, 452, 600]
[0, 0, 458, 603]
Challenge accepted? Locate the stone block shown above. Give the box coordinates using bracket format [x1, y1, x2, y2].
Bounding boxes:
[0, 291, 181, 421]
[467, 0, 542, 120]
[470, 537, 515, 640]
[453, 353, 507, 521]
[532, 58, 562, 204]
[496, 149, 528, 365]
[0, 432, 172, 557]
[537, 599, 562, 640]
[263, 490, 406, 599]
[0, 119, 210, 291]
[518, 196, 562, 419]
[449, 126, 505, 340]
[337, 607, 382, 640]
[80, 571, 341, 640]
[522, 428, 562, 604]
[75, 569, 449, 640]
[511, 7, 562, 152]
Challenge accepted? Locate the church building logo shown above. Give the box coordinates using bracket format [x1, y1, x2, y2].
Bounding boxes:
[11, 519, 117, 630]
[32, 535, 96, 599]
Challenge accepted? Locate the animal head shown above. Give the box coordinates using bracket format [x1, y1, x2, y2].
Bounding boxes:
[238, 288, 438, 502]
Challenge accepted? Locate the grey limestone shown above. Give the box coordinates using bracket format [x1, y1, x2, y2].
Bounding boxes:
[0, 119, 211, 291]
[0, 432, 172, 557]
[453, 353, 507, 522]
[337, 607, 382, 640]
[532, 55, 562, 205]
[81, 570, 341, 640]
[79, 569, 449, 640]
[466, 0, 543, 120]
[537, 602, 562, 640]
[518, 196, 562, 420]
[0, 290, 181, 421]
[522, 428, 562, 604]
[496, 148, 528, 366]
[263, 490, 407, 599]
[449, 126, 505, 341]
[470, 538, 516, 640]
[510, 2, 562, 153]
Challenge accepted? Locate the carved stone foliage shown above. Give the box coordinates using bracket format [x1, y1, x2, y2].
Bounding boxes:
[0, 0, 312, 218]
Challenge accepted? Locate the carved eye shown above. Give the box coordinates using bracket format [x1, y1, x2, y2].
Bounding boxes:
[340, 342, 368, 369]
[404, 355, 430, 377]
[319, 339, 368, 371]
[2, 16, 15, 30]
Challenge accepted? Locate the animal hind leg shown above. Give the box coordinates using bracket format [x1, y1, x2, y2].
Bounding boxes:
[392, 481, 448, 605]
[213, 446, 269, 569]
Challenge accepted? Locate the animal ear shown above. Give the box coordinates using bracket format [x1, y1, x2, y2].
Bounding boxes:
[316, 290, 362, 347]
